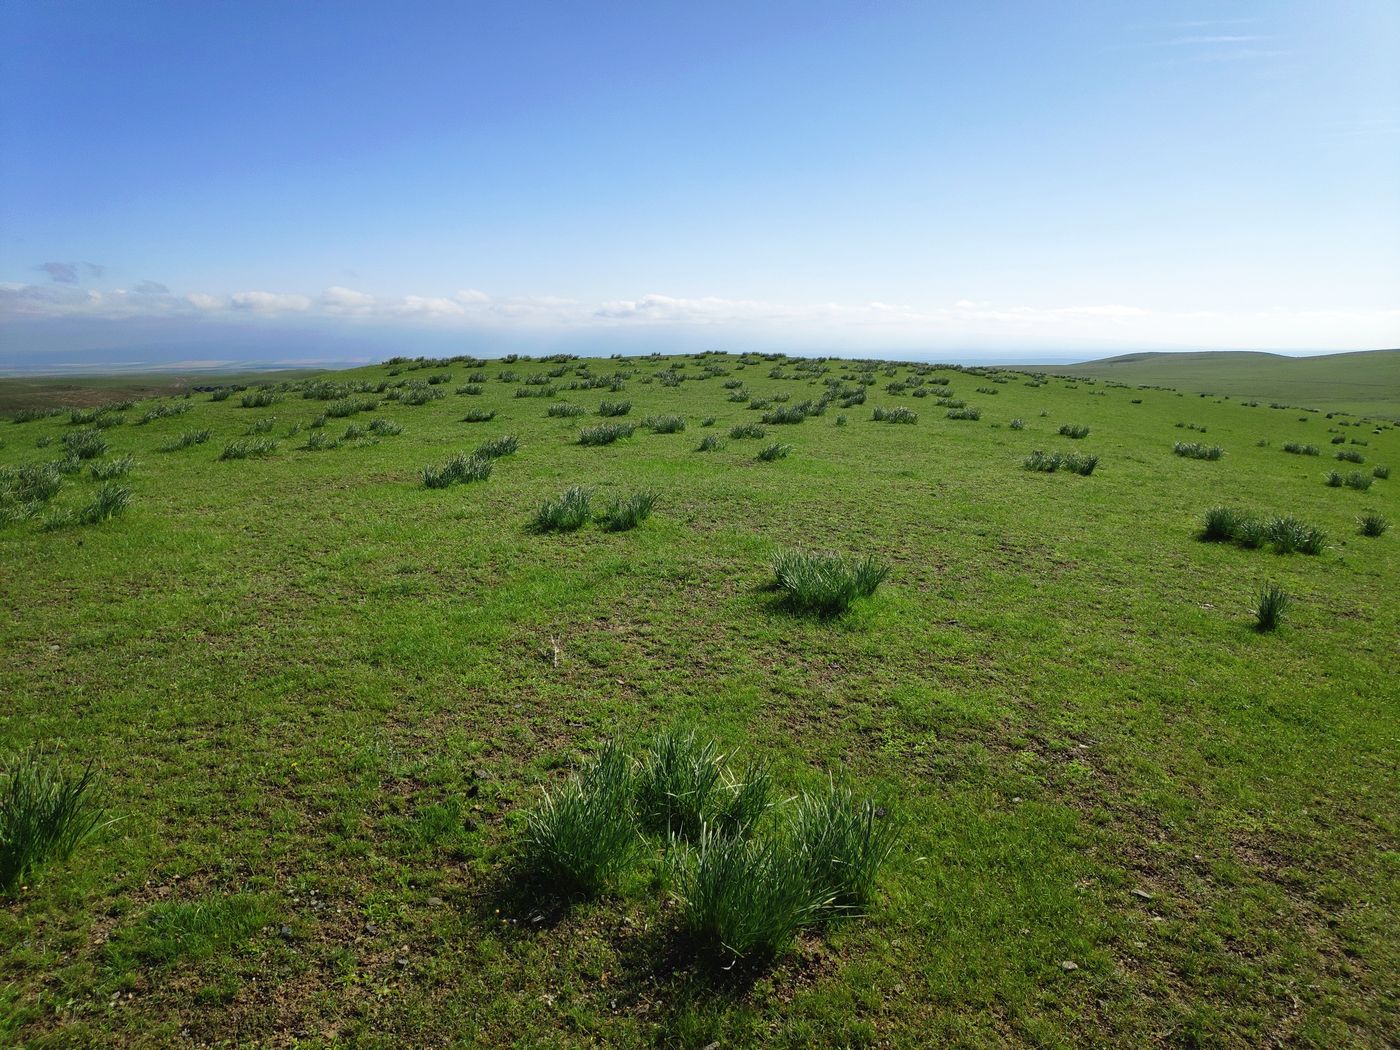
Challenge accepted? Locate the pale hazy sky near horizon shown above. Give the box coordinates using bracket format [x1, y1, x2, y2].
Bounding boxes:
[2, 0, 1398, 369]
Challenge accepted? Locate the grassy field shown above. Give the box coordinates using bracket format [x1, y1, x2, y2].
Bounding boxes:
[0, 370, 327, 415]
[1045, 349, 1400, 419]
[1, 353, 1397, 1047]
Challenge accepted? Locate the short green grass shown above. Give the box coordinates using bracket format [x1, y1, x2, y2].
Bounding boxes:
[0, 351, 1397, 1046]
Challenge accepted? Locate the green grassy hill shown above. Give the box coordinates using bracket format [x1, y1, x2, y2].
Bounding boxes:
[1043, 349, 1400, 418]
[2, 354, 1397, 1046]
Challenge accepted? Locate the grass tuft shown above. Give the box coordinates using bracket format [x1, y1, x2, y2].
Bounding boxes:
[1253, 583, 1290, 632]
[597, 491, 657, 531]
[756, 442, 792, 461]
[1357, 511, 1388, 537]
[530, 486, 593, 532]
[523, 742, 636, 896]
[1, 749, 107, 892]
[771, 550, 888, 616]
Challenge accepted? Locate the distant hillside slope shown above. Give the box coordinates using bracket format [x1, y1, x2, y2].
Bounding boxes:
[1039, 349, 1400, 419]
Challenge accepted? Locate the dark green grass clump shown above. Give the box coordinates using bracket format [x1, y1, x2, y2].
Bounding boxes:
[219, 439, 279, 460]
[756, 442, 791, 462]
[643, 414, 686, 433]
[158, 429, 211, 452]
[1373, 465, 1390, 479]
[462, 409, 496, 423]
[239, 390, 280, 409]
[771, 550, 889, 616]
[1058, 423, 1090, 438]
[62, 429, 108, 461]
[89, 455, 134, 481]
[597, 400, 632, 417]
[45, 484, 133, 529]
[790, 780, 902, 910]
[578, 423, 634, 446]
[1200, 508, 1326, 555]
[547, 402, 586, 418]
[421, 453, 492, 488]
[946, 407, 981, 421]
[1023, 450, 1098, 475]
[872, 406, 917, 424]
[523, 742, 637, 896]
[1334, 449, 1365, 464]
[695, 434, 724, 452]
[1, 749, 107, 892]
[1253, 583, 1290, 632]
[1357, 512, 1388, 537]
[635, 731, 770, 842]
[1282, 442, 1320, 455]
[1173, 442, 1224, 461]
[530, 486, 593, 532]
[761, 406, 806, 425]
[597, 491, 657, 532]
[474, 435, 519, 459]
[729, 423, 766, 439]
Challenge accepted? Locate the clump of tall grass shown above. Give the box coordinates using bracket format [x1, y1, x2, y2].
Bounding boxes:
[158, 429, 211, 452]
[636, 732, 747, 841]
[1324, 471, 1343, 487]
[299, 431, 339, 452]
[548, 402, 586, 417]
[791, 780, 901, 912]
[0, 749, 108, 892]
[462, 409, 496, 423]
[136, 403, 192, 425]
[9, 407, 64, 424]
[530, 486, 593, 532]
[421, 453, 492, 488]
[89, 455, 134, 481]
[771, 550, 888, 616]
[523, 742, 637, 896]
[872, 406, 917, 424]
[368, 418, 402, 436]
[218, 439, 278, 460]
[597, 400, 632, 417]
[597, 491, 657, 531]
[46, 484, 132, 529]
[1173, 442, 1224, 460]
[761, 406, 806, 425]
[1009, 418, 1025, 430]
[1253, 583, 1290, 632]
[578, 423, 634, 446]
[1058, 423, 1090, 438]
[474, 435, 519, 459]
[243, 417, 276, 435]
[1373, 465, 1390, 479]
[946, 407, 981, 421]
[700, 416, 716, 427]
[456, 383, 484, 396]
[1264, 515, 1327, 555]
[1344, 471, 1372, 491]
[756, 442, 791, 462]
[696, 434, 724, 452]
[239, 390, 280, 409]
[729, 423, 766, 439]
[1282, 442, 1319, 455]
[1022, 450, 1098, 475]
[1358, 512, 1389, 537]
[644, 414, 686, 433]
[1200, 506, 1247, 542]
[62, 429, 107, 461]
[1334, 449, 1364, 464]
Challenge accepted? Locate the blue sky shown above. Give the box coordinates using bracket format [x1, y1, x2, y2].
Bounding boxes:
[2, 0, 1397, 369]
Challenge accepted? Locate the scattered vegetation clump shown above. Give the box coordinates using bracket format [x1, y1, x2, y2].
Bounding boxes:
[771, 550, 888, 616]
[1253, 583, 1290, 632]
[239, 390, 280, 409]
[597, 491, 657, 531]
[523, 742, 637, 896]
[243, 417, 276, 435]
[1373, 465, 1390, 479]
[474, 435, 518, 459]
[761, 406, 806, 425]
[462, 409, 496, 423]
[756, 442, 792, 461]
[1022, 450, 1098, 475]
[1058, 423, 1090, 439]
[597, 400, 632, 417]
[62, 429, 108, 461]
[547, 402, 586, 417]
[729, 423, 766, 440]
[219, 439, 279, 460]
[1173, 442, 1224, 460]
[790, 779, 902, 911]
[1344, 471, 1373, 491]
[421, 453, 492, 488]
[0, 463, 65, 521]
[530, 486, 593, 532]
[0, 749, 107, 892]
[456, 383, 484, 396]
[299, 431, 339, 452]
[10, 407, 64, 424]
[1358, 512, 1389, 537]
[137, 403, 192, 424]
[696, 434, 724, 452]
[578, 423, 634, 446]
[946, 407, 981, 421]
[644, 414, 686, 433]
[367, 418, 402, 436]
[89, 455, 134, 481]
[46, 483, 132, 528]
[158, 429, 211, 452]
[1009, 418, 1025, 429]
[1282, 442, 1319, 455]
[1335, 449, 1365, 464]
[634, 731, 769, 841]
[872, 406, 917, 424]
[1264, 515, 1327, 555]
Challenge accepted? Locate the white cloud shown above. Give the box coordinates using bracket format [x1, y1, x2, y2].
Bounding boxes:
[230, 291, 312, 313]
